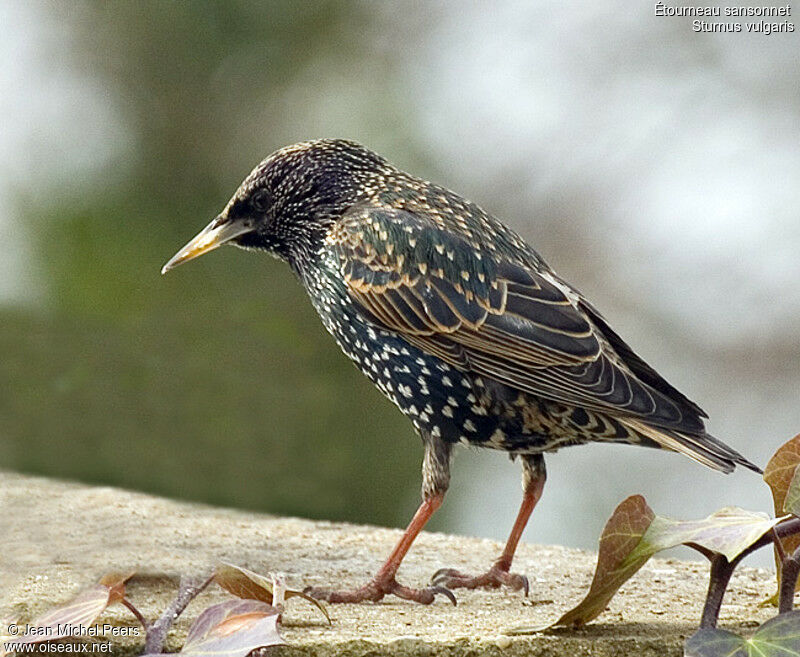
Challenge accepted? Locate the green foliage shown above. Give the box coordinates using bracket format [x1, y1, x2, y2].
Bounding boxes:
[509, 499, 784, 632]
[547, 494, 654, 629]
[508, 433, 800, 653]
[685, 612, 800, 657]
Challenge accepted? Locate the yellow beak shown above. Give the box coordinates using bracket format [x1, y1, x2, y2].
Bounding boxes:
[161, 216, 254, 274]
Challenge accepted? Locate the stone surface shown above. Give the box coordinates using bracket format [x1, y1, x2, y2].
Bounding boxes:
[1, 471, 778, 656]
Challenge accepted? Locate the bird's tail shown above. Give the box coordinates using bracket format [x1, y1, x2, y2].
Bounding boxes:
[623, 418, 762, 474]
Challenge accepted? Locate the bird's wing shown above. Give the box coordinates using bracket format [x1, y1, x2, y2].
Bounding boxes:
[329, 205, 703, 434]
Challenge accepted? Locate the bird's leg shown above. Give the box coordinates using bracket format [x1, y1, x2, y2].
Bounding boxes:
[432, 453, 546, 594]
[306, 435, 456, 604]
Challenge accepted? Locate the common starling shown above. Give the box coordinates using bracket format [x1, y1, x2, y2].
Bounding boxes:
[162, 139, 760, 605]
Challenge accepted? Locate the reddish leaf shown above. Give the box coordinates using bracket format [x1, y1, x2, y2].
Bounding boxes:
[14, 572, 135, 645]
[213, 562, 330, 623]
[764, 434, 800, 597]
[551, 495, 655, 627]
[764, 434, 800, 518]
[175, 599, 283, 657]
[99, 572, 135, 605]
[784, 469, 800, 518]
[214, 564, 274, 604]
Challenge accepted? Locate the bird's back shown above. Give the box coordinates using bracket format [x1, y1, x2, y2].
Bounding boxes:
[305, 161, 759, 474]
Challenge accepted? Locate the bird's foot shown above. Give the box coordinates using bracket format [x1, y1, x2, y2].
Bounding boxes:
[431, 564, 529, 595]
[305, 576, 456, 605]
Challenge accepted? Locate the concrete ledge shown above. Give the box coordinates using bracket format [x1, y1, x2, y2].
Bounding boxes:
[2, 472, 776, 656]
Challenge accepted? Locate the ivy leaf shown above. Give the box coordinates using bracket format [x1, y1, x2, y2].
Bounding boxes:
[508, 495, 655, 632]
[509, 499, 783, 632]
[784, 468, 800, 517]
[763, 434, 800, 600]
[746, 612, 800, 655]
[764, 434, 800, 516]
[684, 628, 748, 657]
[14, 572, 135, 645]
[213, 562, 330, 624]
[635, 507, 783, 562]
[548, 495, 655, 628]
[154, 599, 284, 657]
[685, 611, 800, 656]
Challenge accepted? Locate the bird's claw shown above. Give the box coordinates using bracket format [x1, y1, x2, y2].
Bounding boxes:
[304, 578, 457, 605]
[431, 565, 529, 596]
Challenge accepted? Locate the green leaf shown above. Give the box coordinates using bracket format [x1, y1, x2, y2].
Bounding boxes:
[509, 499, 783, 632]
[549, 495, 655, 628]
[508, 495, 656, 632]
[749, 612, 800, 655]
[635, 507, 783, 562]
[684, 628, 748, 657]
[685, 611, 800, 656]
[213, 562, 330, 624]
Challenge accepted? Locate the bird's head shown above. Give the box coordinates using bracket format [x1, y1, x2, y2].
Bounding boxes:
[162, 138, 390, 274]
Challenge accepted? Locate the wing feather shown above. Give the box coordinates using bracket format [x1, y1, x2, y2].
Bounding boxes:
[331, 205, 704, 434]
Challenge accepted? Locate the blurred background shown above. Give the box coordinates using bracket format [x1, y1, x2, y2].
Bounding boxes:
[1, 1, 798, 569]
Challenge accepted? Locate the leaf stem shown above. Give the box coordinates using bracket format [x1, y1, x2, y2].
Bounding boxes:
[775, 517, 800, 539]
[693, 517, 800, 627]
[773, 527, 788, 563]
[779, 545, 800, 613]
[700, 554, 736, 629]
[120, 598, 149, 631]
[143, 573, 214, 654]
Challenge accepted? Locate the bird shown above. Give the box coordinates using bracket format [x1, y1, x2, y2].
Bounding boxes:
[162, 138, 761, 605]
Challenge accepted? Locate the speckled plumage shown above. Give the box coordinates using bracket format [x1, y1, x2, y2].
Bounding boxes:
[165, 138, 760, 603]
[227, 139, 755, 471]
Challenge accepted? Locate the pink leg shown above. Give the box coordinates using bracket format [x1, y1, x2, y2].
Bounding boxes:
[307, 435, 456, 604]
[432, 454, 546, 594]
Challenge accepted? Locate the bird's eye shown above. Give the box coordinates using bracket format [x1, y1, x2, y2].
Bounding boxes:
[251, 190, 271, 213]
